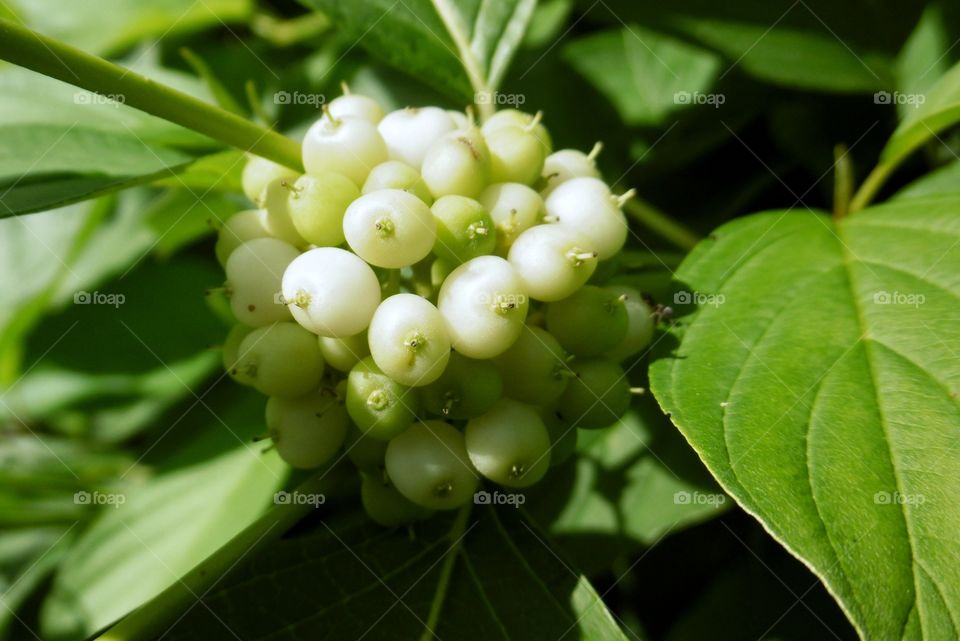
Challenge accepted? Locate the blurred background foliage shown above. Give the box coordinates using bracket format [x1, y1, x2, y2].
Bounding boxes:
[1, 0, 957, 638]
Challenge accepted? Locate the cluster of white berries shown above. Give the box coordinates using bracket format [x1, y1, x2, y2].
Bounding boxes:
[217, 87, 654, 526]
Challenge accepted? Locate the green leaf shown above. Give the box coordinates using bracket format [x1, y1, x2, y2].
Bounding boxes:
[895, 4, 954, 120]
[881, 59, 960, 167]
[649, 201, 960, 640]
[40, 386, 288, 641]
[4, 0, 252, 55]
[563, 25, 722, 127]
[161, 506, 630, 641]
[298, 0, 536, 100]
[892, 160, 960, 201]
[526, 395, 727, 574]
[600, 0, 911, 93]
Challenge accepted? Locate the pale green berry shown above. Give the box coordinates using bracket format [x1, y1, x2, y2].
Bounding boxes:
[362, 160, 433, 205]
[437, 256, 529, 359]
[557, 358, 630, 429]
[346, 357, 419, 440]
[431, 195, 496, 264]
[343, 189, 436, 268]
[368, 293, 450, 387]
[234, 322, 325, 397]
[492, 325, 570, 405]
[328, 92, 385, 124]
[421, 352, 503, 419]
[282, 247, 381, 337]
[319, 331, 369, 372]
[361, 473, 433, 526]
[215, 210, 271, 266]
[287, 172, 359, 246]
[603, 285, 654, 363]
[242, 155, 298, 204]
[421, 127, 490, 198]
[259, 177, 307, 247]
[545, 285, 628, 357]
[225, 238, 299, 326]
[222, 324, 253, 382]
[540, 407, 577, 466]
[465, 398, 551, 488]
[266, 392, 347, 468]
[508, 224, 597, 301]
[482, 109, 552, 154]
[346, 426, 389, 472]
[540, 144, 602, 198]
[486, 124, 545, 186]
[479, 183, 545, 254]
[385, 420, 479, 510]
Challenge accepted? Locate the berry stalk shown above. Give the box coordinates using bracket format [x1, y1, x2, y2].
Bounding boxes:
[0, 19, 303, 172]
[622, 197, 701, 251]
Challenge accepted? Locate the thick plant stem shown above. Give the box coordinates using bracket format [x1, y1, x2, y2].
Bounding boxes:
[623, 198, 701, 251]
[430, 0, 495, 121]
[848, 161, 895, 213]
[832, 144, 853, 218]
[95, 474, 328, 641]
[0, 19, 303, 171]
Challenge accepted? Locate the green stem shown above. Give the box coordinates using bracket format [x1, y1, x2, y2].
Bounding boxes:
[848, 160, 895, 213]
[419, 503, 472, 641]
[430, 0, 494, 121]
[95, 474, 328, 641]
[832, 144, 853, 218]
[0, 19, 302, 172]
[623, 198, 701, 251]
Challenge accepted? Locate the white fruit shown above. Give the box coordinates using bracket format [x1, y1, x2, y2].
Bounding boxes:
[215, 210, 271, 266]
[225, 237, 299, 326]
[377, 107, 456, 168]
[343, 189, 436, 268]
[362, 160, 433, 205]
[421, 128, 490, 198]
[465, 398, 551, 487]
[481, 109, 552, 154]
[287, 172, 358, 247]
[241, 155, 298, 204]
[327, 93, 385, 125]
[368, 293, 450, 387]
[437, 256, 528, 359]
[384, 420, 478, 510]
[544, 177, 628, 260]
[540, 145, 601, 197]
[302, 115, 387, 186]
[282, 247, 381, 337]
[267, 392, 347, 468]
[486, 125, 545, 185]
[478, 183, 544, 254]
[508, 224, 597, 301]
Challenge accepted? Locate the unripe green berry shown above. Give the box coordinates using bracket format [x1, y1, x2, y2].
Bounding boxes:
[368, 294, 450, 387]
[266, 391, 347, 468]
[479, 183, 545, 254]
[421, 127, 490, 198]
[486, 125, 545, 186]
[492, 326, 570, 405]
[361, 473, 433, 526]
[259, 177, 307, 247]
[345, 426, 389, 472]
[319, 331, 369, 372]
[421, 352, 503, 419]
[215, 210, 270, 266]
[222, 324, 253, 383]
[545, 285, 628, 357]
[603, 285, 654, 363]
[287, 172, 359, 247]
[465, 399, 551, 488]
[430, 195, 496, 264]
[235, 322, 325, 397]
[557, 358, 630, 429]
[385, 420, 479, 510]
[540, 145, 601, 198]
[482, 109, 552, 154]
[363, 160, 433, 205]
[346, 357, 419, 440]
[242, 155, 298, 204]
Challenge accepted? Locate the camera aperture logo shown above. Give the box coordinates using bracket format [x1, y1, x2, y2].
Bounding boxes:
[74, 290, 125, 308]
[73, 91, 126, 107]
[74, 490, 126, 508]
[673, 490, 726, 507]
[874, 491, 925, 506]
[274, 490, 325, 507]
[474, 91, 526, 107]
[873, 290, 925, 307]
[874, 91, 925, 108]
[674, 91, 725, 108]
[474, 490, 525, 507]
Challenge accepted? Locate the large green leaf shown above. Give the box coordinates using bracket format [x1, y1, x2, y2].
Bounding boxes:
[881, 59, 960, 167]
[298, 0, 536, 101]
[649, 201, 960, 640]
[162, 505, 631, 641]
[563, 25, 721, 127]
[3, 0, 252, 55]
[41, 386, 289, 641]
